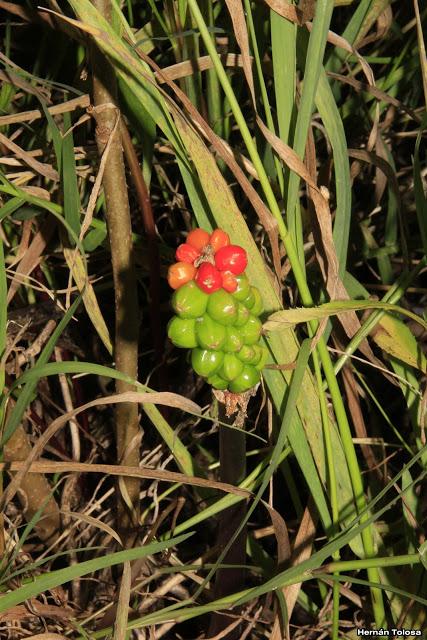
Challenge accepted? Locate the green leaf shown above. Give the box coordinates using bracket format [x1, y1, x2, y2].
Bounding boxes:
[61, 111, 81, 240]
[264, 300, 427, 333]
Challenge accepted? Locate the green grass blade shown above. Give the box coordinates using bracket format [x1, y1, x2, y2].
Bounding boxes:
[61, 111, 81, 240]
[0, 532, 193, 613]
[286, 0, 334, 267]
[1, 296, 82, 445]
[315, 70, 351, 275]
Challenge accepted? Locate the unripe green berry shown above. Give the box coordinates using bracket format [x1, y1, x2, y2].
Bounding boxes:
[232, 274, 251, 301]
[223, 326, 244, 352]
[167, 316, 198, 348]
[241, 289, 255, 309]
[172, 281, 208, 319]
[236, 344, 256, 363]
[233, 302, 250, 327]
[207, 373, 228, 390]
[250, 287, 263, 316]
[207, 289, 237, 326]
[195, 315, 226, 350]
[219, 353, 244, 381]
[240, 314, 262, 345]
[228, 365, 260, 393]
[191, 348, 224, 377]
[255, 345, 269, 371]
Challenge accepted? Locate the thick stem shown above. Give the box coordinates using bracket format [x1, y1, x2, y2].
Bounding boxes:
[91, 0, 140, 534]
[208, 401, 247, 639]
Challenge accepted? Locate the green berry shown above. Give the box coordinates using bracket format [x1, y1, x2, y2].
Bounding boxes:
[172, 281, 209, 319]
[172, 280, 209, 318]
[233, 302, 250, 327]
[207, 373, 228, 390]
[191, 348, 224, 377]
[255, 345, 269, 371]
[167, 316, 198, 348]
[195, 315, 226, 350]
[207, 289, 237, 326]
[250, 287, 263, 316]
[249, 344, 263, 365]
[236, 344, 256, 363]
[240, 314, 262, 345]
[223, 326, 244, 352]
[232, 274, 251, 301]
[228, 365, 260, 393]
[219, 353, 244, 381]
[241, 289, 255, 309]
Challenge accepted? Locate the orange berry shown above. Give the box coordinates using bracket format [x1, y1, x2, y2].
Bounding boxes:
[210, 228, 230, 253]
[221, 270, 238, 293]
[187, 228, 210, 251]
[167, 262, 197, 289]
[176, 243, 200, 264]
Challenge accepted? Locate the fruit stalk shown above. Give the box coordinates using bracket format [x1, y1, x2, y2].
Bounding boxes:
[208, 400, 247, 640]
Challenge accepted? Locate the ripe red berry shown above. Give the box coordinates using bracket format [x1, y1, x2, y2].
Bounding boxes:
[221, 270, 238, 293]
[176, 243, 200, 264]
[195, 262, 222, 293]
[214, 245, 247, 275]
[209, 229, 230, 253]
[187, 228, 210, 251]
[167, 262, 197, 289]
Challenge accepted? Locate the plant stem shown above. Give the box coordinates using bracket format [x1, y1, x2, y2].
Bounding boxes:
[91, 0, 140, 535]
[208, 399, 247, 640]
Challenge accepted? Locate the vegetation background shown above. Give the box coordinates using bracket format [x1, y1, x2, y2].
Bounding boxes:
[0, 0, 426, 638]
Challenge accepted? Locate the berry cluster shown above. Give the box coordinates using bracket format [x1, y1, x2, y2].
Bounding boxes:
[167, 228, 267, 393]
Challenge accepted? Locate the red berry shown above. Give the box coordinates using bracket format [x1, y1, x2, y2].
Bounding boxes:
[221, 270, 238, 293]
[168, 262, 197, 289]
[209, 229, 230, 253]
[195, 262, 222, 293]
[214, 245, 247, 275]
[176, 243, 200, 264]
[187, 228, 210, 251]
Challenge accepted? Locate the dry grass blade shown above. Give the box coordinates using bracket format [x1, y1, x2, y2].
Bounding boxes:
[0, 95, 91, 127]
[0, 132, 58, 181]
[60, 510, 122, 546]
[0, 390, 202, 509]
[271, 500, 318, 639]
[224, 0, 255, 104]
[13, 634, 70, 640]
[0, 461, 251, 497]
[413, 0, 427, 107]
[264, 0, 314, 25]
[7, 218, 56, 304]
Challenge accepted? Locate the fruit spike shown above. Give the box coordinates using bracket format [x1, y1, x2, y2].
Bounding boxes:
[168, 226, 267, 393]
